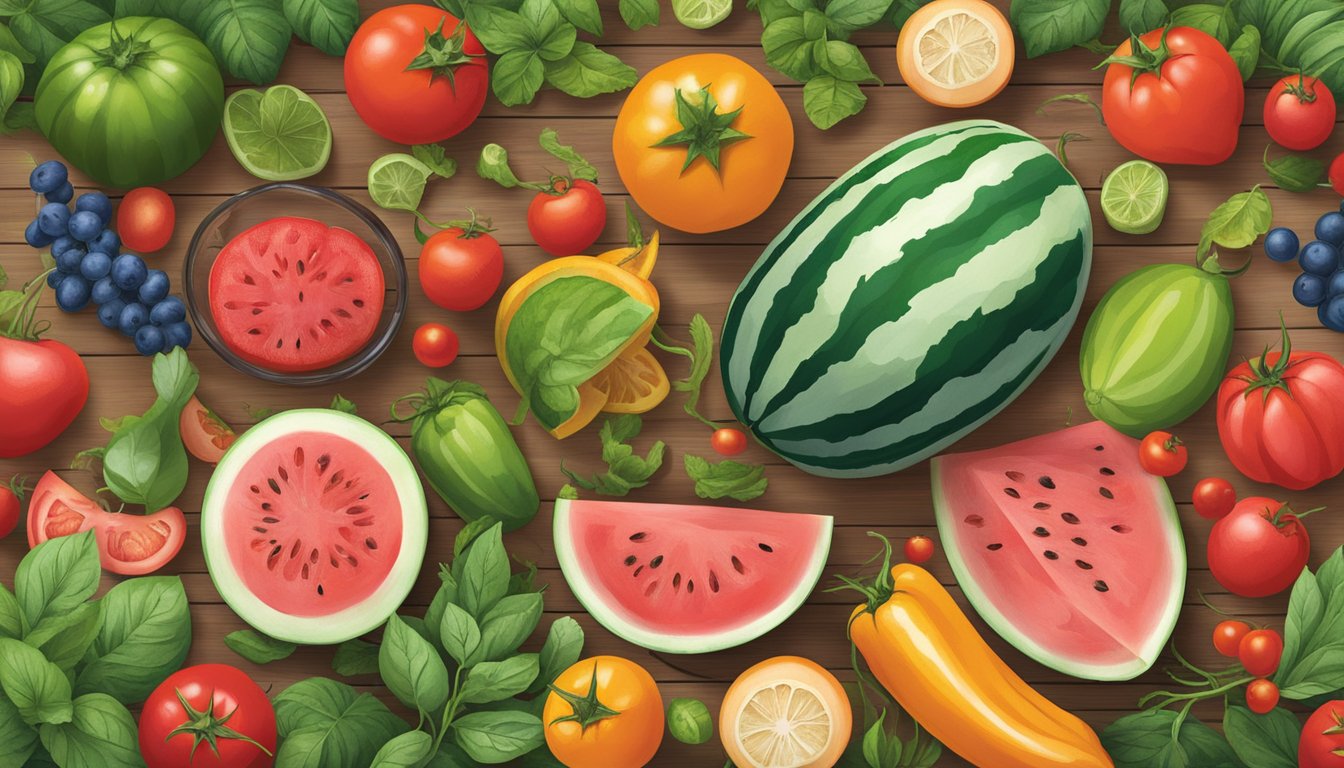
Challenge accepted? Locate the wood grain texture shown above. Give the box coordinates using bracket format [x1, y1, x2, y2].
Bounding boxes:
[2, 2, 1342, 766]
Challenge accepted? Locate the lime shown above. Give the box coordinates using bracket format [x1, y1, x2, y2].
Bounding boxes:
[223, 85, 332, 181]
[367, 154, 434, 212]
[672, 0, 732, 29]
[1101, 160, 1169, 235]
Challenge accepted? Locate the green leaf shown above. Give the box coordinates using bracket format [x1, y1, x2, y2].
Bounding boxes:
[1119, 0, 1166, 32]
[0, 583, 22, 639]
[666, 698, 713, 745]
[176, 0, 293, 84]
[531, 616, 583, 694]
[685, 454, 768, 501]
[438, 602, 482, 667]
[451, 711, 545, 764]
[464, 4, 531, 53]
[224, 630, 298, 665]
[761, 16, 818, 81]
[1276, 547, 1344, 699]
[1199, 186, 1273, 257]
[538, 127, 597, 182]
[74, 576, 191, 705]
[814, 39, 878, 83]
[459, 523, 510, 619]
[411, 144, 458, 180]
[0, 24, 35, 63]
[521, 0, 575, 61]
[370, 730, 434, 768]
[802, 75, 866, 129]
[459, 654, 540, 704]
[1223, 704, 1299, 768]
[1264, 146, 1325, 192]
[328, 394, 358, 415]
[0, 638, 71, 726]
[1170, 3, 1235, 46]
[561, 415, 665, 497]
[37, 694, 141, 768]
[0, 49, 23, 129]
[1101, 709, 1245, 768]
[1009, 0, 1110, 58]
[25, 601, 101, 673]
[100, 348, 198, 512]
[282, 0, 357, 56]
[15, 531, 100, 632]
[619, 0, 658, 29]
[543, 41, 637, 99]
[0, 691, 40, 767]
[4, 0, 109, 88]
[472, 593, 543, 664]
[492, 50, 545, 106]
[823, 0, 896, 35]
[274, 678, 409, 766]
[380, 615, 451, 714]
[554, 0, 601, 35]
[1228, 26, 1260, 81]
[331, 638, 381, 677]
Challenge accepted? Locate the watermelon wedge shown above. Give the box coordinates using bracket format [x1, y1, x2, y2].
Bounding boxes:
[554, 498, 832, 654]
[931, 421, 1184, 681]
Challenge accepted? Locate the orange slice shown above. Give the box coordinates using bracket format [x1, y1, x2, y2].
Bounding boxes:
[595, 345, 670, 414]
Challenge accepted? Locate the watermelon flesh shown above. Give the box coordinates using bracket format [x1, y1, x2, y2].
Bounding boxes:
[554, 499, 832, 654]
[931, 421, 1184, 681]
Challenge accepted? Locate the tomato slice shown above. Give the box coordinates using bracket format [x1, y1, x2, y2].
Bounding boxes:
[28, 471, 186, 575]
[180, 395, 237, 464]
[28, 471, 100, 546]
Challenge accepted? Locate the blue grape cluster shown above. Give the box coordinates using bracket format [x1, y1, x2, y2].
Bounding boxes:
[24, 160, 191, 356]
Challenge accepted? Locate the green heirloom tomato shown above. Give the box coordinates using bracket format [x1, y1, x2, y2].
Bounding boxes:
[35, 18, 224, 188]
[667, 698, 713, 745]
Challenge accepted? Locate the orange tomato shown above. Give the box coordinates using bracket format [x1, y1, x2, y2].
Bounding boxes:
[613, 53, 793, 234]
[543, 656, 664, 768]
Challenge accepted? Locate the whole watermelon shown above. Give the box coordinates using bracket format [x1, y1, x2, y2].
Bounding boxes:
[720, 120, 1093, 478]
[35, 18, 224, 188]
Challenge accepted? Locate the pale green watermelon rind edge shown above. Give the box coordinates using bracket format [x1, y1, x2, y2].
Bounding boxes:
[201, 409, 430, 645]
[929, 457, 1186, 682]
[552, 498, 834, 654]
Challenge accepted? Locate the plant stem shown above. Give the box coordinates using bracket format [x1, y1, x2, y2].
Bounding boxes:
[431, 667, 467, 754]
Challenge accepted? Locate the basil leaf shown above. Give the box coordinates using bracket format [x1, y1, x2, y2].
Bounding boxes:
[543, 41, 637, 99]
[25, 601, 101, 673]
[762, 17, 818, 81]
[472, 593, 543, 664]
[451, 711, 545, 764]
[438, 602, 482, 666]
[0, 691, 40, 766]
[619, 0, 658, 29]
[74, 576, 191, 705]
[522, 0, 575, 61]
[176, 0, 292, 84]
[370, 730, 434, 768]
[411, 144, 457, 180]
[282, 0, 357, 56]
[0, 24, 35, 64]
[425, 743, 477, 768]
[1199, 186, 1273, 256]
[1170, 3, 1235, 46]
[274, 678, 408, 765]
[15, 531, 99, 631]
[1119, 0, 1166, 32]
[492, 50, 545, 106]
[684, 454, 769, 501]
[1276, 547, 1344, 699]
[1228, 26, 1260, 81]
[380, 615, 451, 714]
[1264, 146, 1325, 192]
[0, 582, 23, 639]
[37, 694, 140, 768]
[331, 638, 381, 677]
[531, 616, 583, 693]
[458, 523, 510, 619]
[553, 0, 601, 36]
[815, 39, 878, 83]
[3, 0, 109, 88]
[824, 0, 895, 36]
[224, 629, 298, 665]
[1223, 704, 1299, 768]
[423, 580, 453, 648]
[803, 75, 866, 130]
[0, 49, 23, 130]
[464, 4, 531, 52]
[561, 415, 665, 497]
[1101, 709, 1245, 768]
[101, 348, 198, 512]
[459, 654, 540, 704]
[1009, 0, 1110, 58]
[0, 638, 72, 726]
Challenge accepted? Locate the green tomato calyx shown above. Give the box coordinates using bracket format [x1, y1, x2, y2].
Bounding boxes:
[405, 20, 481, 90]
[652, 85, 752, 175]
[547, 663, 622, 734]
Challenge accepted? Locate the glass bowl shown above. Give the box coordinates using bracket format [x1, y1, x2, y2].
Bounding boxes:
[183, 183, 407, 385]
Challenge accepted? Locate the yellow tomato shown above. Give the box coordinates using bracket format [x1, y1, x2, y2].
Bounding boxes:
[543, 656, 664, 768]
[613, 53, 794, 234]
[720, 656, 851, 768]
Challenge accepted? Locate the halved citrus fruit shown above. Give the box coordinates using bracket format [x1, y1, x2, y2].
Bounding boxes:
[721, 656, 851, 768]
[897, 0, 1014, 108]
[595, 345, 670, 414]
[597, 230, 660, 280]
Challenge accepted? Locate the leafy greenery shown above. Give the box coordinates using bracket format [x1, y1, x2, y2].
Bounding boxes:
[561, 415, 666, 496]
[1263, 145, 1327, 192]
[1275, 545, 1344, 699]
[1198, 186, 1273, 261]
[684, 454, 768, 501]
[1010, 0, 1110, 57]
[224, 630, 299, 665]
[1102, 709, 1246, 768]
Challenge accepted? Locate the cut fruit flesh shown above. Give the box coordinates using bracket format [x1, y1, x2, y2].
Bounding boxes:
[223, 85, 333, 182]
[735, 682, 834, 767]
[595, 345, 670, 414]
[916, 10, 999, 88]
[1101, 160, 1169, 235]
[897, 0, 1014, 108]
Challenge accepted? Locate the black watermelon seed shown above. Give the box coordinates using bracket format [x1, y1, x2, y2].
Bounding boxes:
[633, 566, 644, 577]
[1039, 476, 1056, 489]
[1094, 580, 1110, 592]
[672, 573, 681, 589]
[1033, 527, 1050, 537]
[1004, 487, 1021, 499]
[316, 584, 324, 596]
[1005, 471, 1026, 481]
[1044, 550, 1059, 560]
[1100, 467, 1115, 476]
[732, 556, 745, 574]
[1061, 512, 1080, 524]
[1111, 524, 1131, 534]
[986, 543, 1004, 551]
[1034, 502, 1051, 510]
[709, 571, 720, 592]
[965, 514, 985, 527]
[649, 555, 664, 569]
[1076, 560, 1093, 570]
[1094, 445, 1104, 451]
[1099, 487, 1114, 499]
[624, 556, 637, 567]
[758, 543, 774, 553]
[1072, 537, 1087, 546]
[629, 532, 647, 541]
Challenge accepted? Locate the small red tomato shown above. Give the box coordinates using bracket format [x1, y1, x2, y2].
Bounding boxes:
[1138, 431, 1187, 476]
[1246, 679, 1281, 715]
[1332, 153, 1344, 196]
[1265, 75, 1337, 151]
[1239, 629, 1285, 677]
[528, 179, 606, 256]
[117, 187, 175, 253]
[1213, 620, 1251, 658]
[711, 428, 748, 456]
[419, 225, 504, 311]
[904, 535, 935, 564]
[1192, 477, 1237, 520]
[1300, 700, 1344, 768]
[1209, 497, 1312, 598]
[0, 477, 23, 539]
[413, 323, 459, 368]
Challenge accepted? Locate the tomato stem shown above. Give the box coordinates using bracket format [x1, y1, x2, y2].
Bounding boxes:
[1238, 315, 1298, 400]
[166, 688, 273, 760]
[404, 20, 481, 91]
[651, 85, 753, 175]
[3, 268, 54, 342]
[1097, 27, 1177, 90]
[546, 663, 622, 733]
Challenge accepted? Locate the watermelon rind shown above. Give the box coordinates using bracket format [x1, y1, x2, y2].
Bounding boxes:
[553, 498, 832, 654]
[201, 409, 428, 645]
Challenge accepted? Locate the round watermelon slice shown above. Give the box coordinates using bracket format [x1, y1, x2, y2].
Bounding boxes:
[201, 409, 427, 644]
[554, 498, 832, 654]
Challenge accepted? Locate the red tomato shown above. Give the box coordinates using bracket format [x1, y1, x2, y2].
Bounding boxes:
[1217, 329, 1344, 489]
[1101, 27, 1244, 165]
[1239, 629, 1284, 677]
[0, 477, 22, 539]
[711, 428, 748, 456]
[420, 226, 504, 311]
[1300, 700, 1344, 768]
[139, 664, 276, 768]
[1138, 431, 1187, 476]
[0, 335, 88, 458]
[117, 187, 175, 253]
[1265, 75, 1336, 151]
[344, 5, 487, 145]
[1332, 153, 1344, 196]
[1192, 477, 1237, 520]
[413, 323, 460, 368]
[1246, 679, 1280, 715]
[27, 471, 186, 575]
[180, 395, 237, 464]
[904, 535, 935, 564]
[1209, 497, 1311, 597]
[528, 179, 606, 256]
[1212, 620, 1250, 658]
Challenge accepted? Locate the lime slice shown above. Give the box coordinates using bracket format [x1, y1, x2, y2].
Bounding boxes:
[1101, 160, 1169, 235]
[223, 85, 332, 181]
[368, 154, 434, 212]
[672, 0, 731, 29]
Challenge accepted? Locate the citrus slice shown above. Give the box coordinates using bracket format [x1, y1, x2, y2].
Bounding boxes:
[595, 345, 670, 414]
[223, 85, 332, 181]
[597, 230, 660, 280]
[367, 153, 434, 212]
[1101, 159, 1169, 235]
[672, 0, 732, 29]
[897, 0, 1014, 108]
[721, 657, 851, 768]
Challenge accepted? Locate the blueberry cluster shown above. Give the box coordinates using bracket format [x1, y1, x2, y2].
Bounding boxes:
[24, 160, 191, 356]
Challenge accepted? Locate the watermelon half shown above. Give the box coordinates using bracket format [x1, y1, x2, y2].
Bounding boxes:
[201, 409, 428, 645]
[554, 499, 832, 654]
[931, 421, 1184, 681]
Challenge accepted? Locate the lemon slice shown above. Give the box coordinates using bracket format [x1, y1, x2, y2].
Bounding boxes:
[733, 681, 835, 768]
[916, 8, 1000, 88]
[897, 0, 1013, 108]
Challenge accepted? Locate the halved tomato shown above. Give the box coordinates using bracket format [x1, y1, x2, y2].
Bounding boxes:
[180, 395, 237, 464]
[28, 471, 186, 575]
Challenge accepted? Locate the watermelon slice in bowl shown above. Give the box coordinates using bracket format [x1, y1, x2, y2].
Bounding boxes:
[554, 498, 832, 654]
[931, 421, 1184, 681]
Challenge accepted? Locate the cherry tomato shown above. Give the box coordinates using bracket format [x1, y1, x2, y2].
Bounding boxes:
[419, 225, 504, 311]
[1209, 497, 1311, 598]
[1265, 75, 1336, 151]
[1239, 629, 1284, 677]
[528, 179, 606, 256]
[710, 427, 748, 456]
[1212, 620, 1251, 658]
[0, 477, 23, 539]
[412, 323, 459, 368]
[1300, 700, 1344, 768]
[139, 664, 276, 768]
[1332, 153, 1344, 196]
[544, 656, 664, 768]
[1138, 431, 1187, 476]
[1246, 678, 1281, 715]
[1192, 477, 1236, 520]
[904, 535, 935, 564]
[117, 187, 175, 253]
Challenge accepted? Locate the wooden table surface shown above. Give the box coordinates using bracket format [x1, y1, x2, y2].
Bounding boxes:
[2, 3, 1339, 765]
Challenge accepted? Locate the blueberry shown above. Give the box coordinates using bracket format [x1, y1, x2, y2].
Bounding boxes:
[162, 321, 192, 350]
[118, 302, 149, 337]
[1295, 273, 1328, 306]
[45, 182, 74, 205]
[1265, 227, 1301, 262]
[54, 274, 91, 312]
[1321, 296, 1344, 331]
[37, 202, 70, 237]
[1300, 240, 1340, 276]
[55, 246, 85, 275]
[29, 160, 67, 195]
[1331, 271, 1344, 298]
[98, 298, 126, 329]
[150, 296, 187, 325]
[92, 229, 120, 255]
[137, 269, 169, 305]
[134, 325, 165, 356]
[46, 270, 62, 289]
[1318, 212, 1344, 246]
[74, 191, 112, 222]
[111, 253, 147, 291]
[50, 235, 76, 257]
[90, 276, 120, 305]
[80, 251, 112, 281]
[67, 210, 103, 242]
[24, 219, 54, 248]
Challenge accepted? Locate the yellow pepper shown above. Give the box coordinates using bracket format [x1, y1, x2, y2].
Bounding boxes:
[844, 557, 1113, 768]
